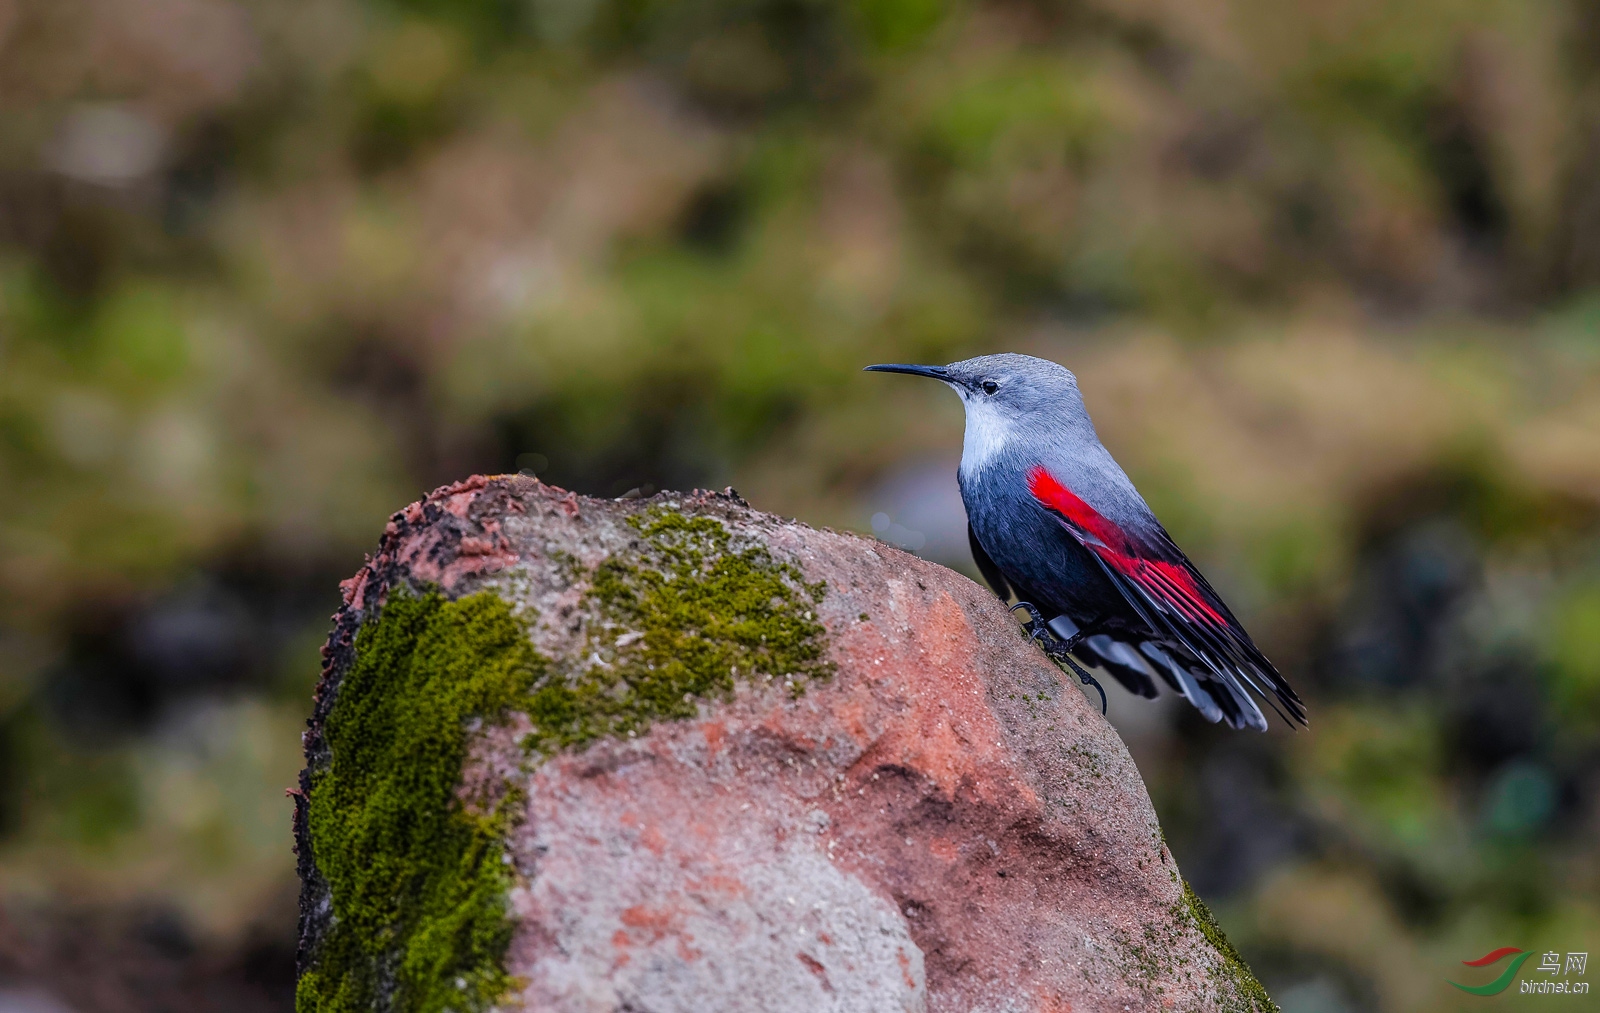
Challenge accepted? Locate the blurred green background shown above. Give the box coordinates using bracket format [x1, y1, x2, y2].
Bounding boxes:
[1, 0, 1599, 1009]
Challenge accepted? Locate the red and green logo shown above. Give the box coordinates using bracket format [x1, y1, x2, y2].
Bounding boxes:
[1449, 948, 1534, 995]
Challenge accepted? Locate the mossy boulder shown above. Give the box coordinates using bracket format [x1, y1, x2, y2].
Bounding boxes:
[293, 475, 1277, 1013]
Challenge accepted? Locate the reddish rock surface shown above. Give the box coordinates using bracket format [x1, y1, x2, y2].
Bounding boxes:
[301, 475, 1275, 1013]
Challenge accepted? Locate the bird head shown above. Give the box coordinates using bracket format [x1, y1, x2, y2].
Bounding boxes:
[865, 352, 1084, 414]
[865, 353, 1093, 474]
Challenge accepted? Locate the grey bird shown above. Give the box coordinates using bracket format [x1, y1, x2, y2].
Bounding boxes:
[866, 353, 1306, 730]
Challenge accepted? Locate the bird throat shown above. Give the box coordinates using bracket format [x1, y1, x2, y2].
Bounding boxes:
[958, 397, 1013, 478]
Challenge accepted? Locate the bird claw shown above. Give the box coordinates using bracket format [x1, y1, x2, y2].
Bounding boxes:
[1060, 655, 1109, 716]
[1009, 602, 1069, 656]
[1009, 602, 1108, 717]
[1008, 601, 1048, 625]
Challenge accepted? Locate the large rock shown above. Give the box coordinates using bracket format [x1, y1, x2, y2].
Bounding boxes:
[293, 475, 1276, 1013]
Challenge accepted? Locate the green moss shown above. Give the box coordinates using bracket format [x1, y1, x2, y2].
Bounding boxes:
[524, 507, 831, 753]
[298, 508, 831, 1011]
[1063, 743, 1104, 778]
[547, 548, 585, 586]
[298, 590, 545, 1013]
[1180, 880, 1279, 1013]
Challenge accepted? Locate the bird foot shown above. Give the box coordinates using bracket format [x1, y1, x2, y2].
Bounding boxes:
[1060, 654, 1109, 716]
[1008, 601, 1063, 651]
[1008, 602, 1081, 657]
[1008, 602, 1108, 715]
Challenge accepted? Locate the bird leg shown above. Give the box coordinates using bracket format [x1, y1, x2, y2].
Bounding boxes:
[1007, 603, 1109, 716]
[1007, 602, 1106, 656]
[1008, 601, 1059, 647]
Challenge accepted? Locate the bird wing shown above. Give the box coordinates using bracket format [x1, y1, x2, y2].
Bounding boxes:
[1027, 466, 1306, 729]
[968, 521, 1011, 601]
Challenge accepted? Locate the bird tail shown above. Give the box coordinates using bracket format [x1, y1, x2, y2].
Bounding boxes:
[1046, 616, 1279, 731]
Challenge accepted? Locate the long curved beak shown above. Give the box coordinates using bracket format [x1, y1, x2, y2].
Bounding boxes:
[863, 363, 950, 380]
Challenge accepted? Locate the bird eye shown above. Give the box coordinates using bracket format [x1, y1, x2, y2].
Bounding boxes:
[981, 380, 999, 395]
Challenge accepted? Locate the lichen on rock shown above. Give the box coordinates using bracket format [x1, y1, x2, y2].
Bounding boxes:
[297, 589, 544, 1013]
[523, 506, 832, 755]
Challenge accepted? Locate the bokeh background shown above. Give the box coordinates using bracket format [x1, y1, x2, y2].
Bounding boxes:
[2, 0, 1599, 1010]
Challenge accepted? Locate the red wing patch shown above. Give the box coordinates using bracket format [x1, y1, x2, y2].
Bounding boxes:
[1026, 466, 1224, 626]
